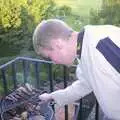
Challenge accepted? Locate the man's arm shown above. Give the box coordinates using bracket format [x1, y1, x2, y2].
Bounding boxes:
[51, 76, 92, 106]
[40, 64, 92, 106]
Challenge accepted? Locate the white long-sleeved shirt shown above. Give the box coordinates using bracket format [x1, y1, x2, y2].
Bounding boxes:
[51, 25, 120, 120]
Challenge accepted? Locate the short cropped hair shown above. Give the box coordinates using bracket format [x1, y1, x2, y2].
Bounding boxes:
[33, 19, 73, 54]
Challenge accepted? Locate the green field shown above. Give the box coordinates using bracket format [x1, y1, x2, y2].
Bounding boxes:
[54, 0, 102, 16]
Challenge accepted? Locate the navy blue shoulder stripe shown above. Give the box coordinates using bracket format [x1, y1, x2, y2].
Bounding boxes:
[96, 37, 120, 73]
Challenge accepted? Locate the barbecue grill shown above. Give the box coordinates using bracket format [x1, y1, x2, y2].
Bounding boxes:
[0, 84, 55, 120]
[0, 83, 80, 120]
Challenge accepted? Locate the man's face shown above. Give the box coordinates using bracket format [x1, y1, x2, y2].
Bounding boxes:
[39, 39, 76, 65]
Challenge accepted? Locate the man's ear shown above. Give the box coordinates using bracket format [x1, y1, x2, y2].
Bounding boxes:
[37, 47, 42, 55]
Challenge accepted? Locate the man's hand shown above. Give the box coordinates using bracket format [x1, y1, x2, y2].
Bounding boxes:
[39, 93, 53, 102]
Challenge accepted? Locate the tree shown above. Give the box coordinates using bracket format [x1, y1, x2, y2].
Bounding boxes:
[0, 0, 58, 56]
[90, 0, 120, 26]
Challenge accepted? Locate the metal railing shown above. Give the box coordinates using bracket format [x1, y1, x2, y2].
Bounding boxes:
[0, 57, 99, 120]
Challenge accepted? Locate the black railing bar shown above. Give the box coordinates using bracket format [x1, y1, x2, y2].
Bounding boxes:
[22, 60, 30, 83]
[0, 57, 52, 69]
[95, 100, 99, 120]
[53, 65, 62, 81]
[65, 105, 68, 120]
[63, 66, 69, 120]
[47, 64, 55, 111]
[1, 69, 8, 95]
[12, 63, 17, 89]
[48, 64, 54, 92]
[0, 57, 19, 69]
[77, 99, 83, 119]
[18, 57, 53, 64]
[0, 57, 77, 70]
[34, 62, 40, 89]
[63, 66, 68, 88]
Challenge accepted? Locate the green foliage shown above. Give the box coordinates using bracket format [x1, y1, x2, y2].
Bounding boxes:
[0, 0, 21, 28]
[90, 0, 120, 26]
[0, 0, 74, 58]
[63, 15, 89, 31]
[0, 0, 58, 56]
[56, 5, 72, 16]
[0, 0, 74, 94]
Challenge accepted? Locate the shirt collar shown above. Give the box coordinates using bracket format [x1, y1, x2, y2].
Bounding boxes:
[77, 29, 84, 59]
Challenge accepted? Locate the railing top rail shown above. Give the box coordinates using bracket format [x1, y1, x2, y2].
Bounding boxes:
[0, 57, 52, 69]
[0, 57, 77, 69]
[0, 57, 19, 69]
[18, 57, 53, 64]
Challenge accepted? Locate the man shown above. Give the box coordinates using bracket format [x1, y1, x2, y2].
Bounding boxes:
[33, 19, 120, 120]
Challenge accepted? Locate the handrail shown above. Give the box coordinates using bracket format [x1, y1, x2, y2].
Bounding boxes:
[0, 57, 77, 69]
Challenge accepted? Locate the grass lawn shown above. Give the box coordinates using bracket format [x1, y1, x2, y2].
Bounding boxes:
[54, 0, 102, 16]
[53, 0, 102, 30]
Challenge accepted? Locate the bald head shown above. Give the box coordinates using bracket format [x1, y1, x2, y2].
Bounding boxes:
[33, 19, 73, 54]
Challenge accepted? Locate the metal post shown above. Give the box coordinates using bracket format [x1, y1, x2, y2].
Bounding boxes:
[23, 60, 29, 83]
[34, 62, 40, 89]
[1, 68, 8, 95]
[63, 66, 69, 120]
[12, 63, 17, 89]
[95, 100, 99, 120]
[77, 99, 83, 120]
[48, 64, 53, 92]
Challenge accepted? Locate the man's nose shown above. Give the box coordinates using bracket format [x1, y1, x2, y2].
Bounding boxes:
[41, 56, 51, 61]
